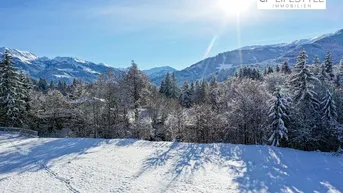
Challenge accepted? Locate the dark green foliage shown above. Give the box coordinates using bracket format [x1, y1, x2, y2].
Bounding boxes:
[237, 66, 263, 80]
[281, 60, 292, 74]
[0, 51, 29, 126]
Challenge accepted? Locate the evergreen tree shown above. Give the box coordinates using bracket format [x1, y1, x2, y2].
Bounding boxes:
[0, 50, 25, 126]
[19, 71, 32, 114]
[323, 51, 334, 81]
[195, 79, 208, 104]
[320, 89, 341, 150]
[164, 72, 172, 97]
[275, 65, 280, 73]
[281, 60, 292, 74]
[339, 59, 343, 74]
[159, 80, 166, 94]
[72, 78, 77, 87]
[190, 81, 195, 103]
[289, 50, 322, 150]
[238, 66, 262, 80]
[179, 82, 192, 108]
[336, 59, 343, 87]
[321, 89, 337, 124]
[49, 80, 55, 90]
[58, 80, 65, 93]
[170, 72, 180, 99]
[268, 89, 289, 146]
[209, 76, 219, 111]
[263, 68, 268, 76]
[312, 56, 321, 76]
[193, 80, 202, 104]
[290, 49, 319, 107]
[38, 78, 48, 92]
[319, 62, 328, 83]
[267, 66, 274, 74]
[210, 75, 217, 88]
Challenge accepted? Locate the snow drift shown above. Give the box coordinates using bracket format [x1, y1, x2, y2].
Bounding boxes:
[0, 132, 342, 193]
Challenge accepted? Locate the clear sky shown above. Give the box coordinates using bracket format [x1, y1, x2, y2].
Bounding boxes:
[0, 0, 342, 70]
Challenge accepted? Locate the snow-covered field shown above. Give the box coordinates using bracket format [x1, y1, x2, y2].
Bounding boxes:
[0, 132, 342, 193]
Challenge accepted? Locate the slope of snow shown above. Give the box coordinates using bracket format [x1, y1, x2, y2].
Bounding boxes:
[1, 132, 342, 193]
[216, 63, 233, 70]
[0, 47, 38, 63]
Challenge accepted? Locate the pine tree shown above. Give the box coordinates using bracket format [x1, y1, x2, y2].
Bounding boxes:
[321, 89, 337, 124]
[336, 59, 343, 87]
[289, 49, 320, 108]
[267, 66, 274, 74]
[294, 49, 307, 71]
[209, 76, 219, 111]
[170, 72, 180, 99]
[239, 66, 262, 80]
[58, 80, 65, 94]
[263, 68, 268, 76]
[193, 80, 202, 104]
[159, 80, 166, 94]
[179, 82, 192, 108]
[323, 51, 334, 81]
[281, 60, 292, 74]
[339, 59, 343, 74]
[275, 65, 280, 73]
[289, 50, 322, 150]
[38, 78, 48, 92]
[190, 81, 195, 103]
[312, 56, 321, 76]
[268, 89, 289, 146]
[19, 71, 32, 114]
[321, 89, 341, 150]
[49, 80, 55, 90]
[210, 75, 217, 88]
[319, 62, 328, 82]
[0, 50, 25, 126]
[164, 72, 172, 97]
[194, 79, 208, 104]
[201, 79, 208, 102]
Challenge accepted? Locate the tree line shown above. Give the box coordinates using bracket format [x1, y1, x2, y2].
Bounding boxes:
[1, 49, 342, 152]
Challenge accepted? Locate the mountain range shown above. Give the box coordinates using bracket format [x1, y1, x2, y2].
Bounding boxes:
[1, 28, 343, 84]
[0, 47, 176, 84]
[152, 29, 343, 84]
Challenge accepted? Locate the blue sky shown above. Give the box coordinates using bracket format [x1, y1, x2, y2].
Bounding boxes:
[0, 0, 342, 70]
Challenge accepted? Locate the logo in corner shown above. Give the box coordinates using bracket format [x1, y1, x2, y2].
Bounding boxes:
[257, 0, 326, 10]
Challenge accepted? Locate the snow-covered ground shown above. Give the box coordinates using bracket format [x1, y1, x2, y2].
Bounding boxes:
[1, 132, 342, 193]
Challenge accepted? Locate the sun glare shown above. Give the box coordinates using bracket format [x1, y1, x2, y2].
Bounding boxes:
[217, 0, 252, 17]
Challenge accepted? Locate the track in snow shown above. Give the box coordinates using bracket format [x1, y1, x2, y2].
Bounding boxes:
[0, 132, 343, 193]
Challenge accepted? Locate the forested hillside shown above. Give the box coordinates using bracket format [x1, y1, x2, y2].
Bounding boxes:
[1, 49, 343, 152]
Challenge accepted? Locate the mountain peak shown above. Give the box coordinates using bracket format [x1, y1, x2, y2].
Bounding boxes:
[0, 47, 38, 63]
[53, 56, 90, 64]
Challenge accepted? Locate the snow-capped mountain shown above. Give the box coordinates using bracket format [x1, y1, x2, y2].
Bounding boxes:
[152, 29, 343, 84]
[0, 47, 121, 83]
[2, 29, 343, 84]
[0, 47, 177, 84]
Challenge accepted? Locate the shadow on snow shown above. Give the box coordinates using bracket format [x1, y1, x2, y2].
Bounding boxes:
[136, 142, 343, 193]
